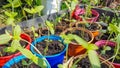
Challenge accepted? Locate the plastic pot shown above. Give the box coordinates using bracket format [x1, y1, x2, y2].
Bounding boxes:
[61, 27, 94, 56]
[2, 55, 50, 68]
[95, 40, 120, 68]
[76, 22, 102, 37]
[31, 35, 68, 68]
[68, 54, 114, 68]
[72, 5, 99, 23]
[0, 33, 32, 67]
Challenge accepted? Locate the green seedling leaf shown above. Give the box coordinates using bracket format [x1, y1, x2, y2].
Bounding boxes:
[4, 47, 16, 53]
[19, 48, 47, 68]
[25, 0, 33, 6]
[60, 34, 74, 44]
[87, 44, 98, 50]
[0, 34, 12, 45]
[69, 34, 89, 49]
[24, 8, 33, 14]
[33, 57, 47, 68]
[6, 18, 15, 25]
[34, 6, 44, 13]
[22, 60, 28, 66]
[46, 21, 55, 35]
[13, 25, 21, 40]
[88, 50, 101, 68]
[11, 40, 21, 50]
[24, 5, 44, 14]
[5, 11, 18, 18]
[3, 0, 22, 8]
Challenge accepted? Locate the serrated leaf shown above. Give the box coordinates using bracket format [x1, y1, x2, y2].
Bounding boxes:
[0, 34, 12, 45]
[88, 50, 101, 68]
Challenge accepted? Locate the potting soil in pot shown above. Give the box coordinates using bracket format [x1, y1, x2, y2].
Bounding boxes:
[66, 30, 91, 42]
[11, 58, 41, 68]
[73, 56, 110, 68]
[0, 41, 27, 57]
[35, 40, 65, 56]
[97, 46, 120, 64]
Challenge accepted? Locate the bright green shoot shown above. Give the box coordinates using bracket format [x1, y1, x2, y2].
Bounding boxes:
[0, 25, 47, 68]
[45, 21, 55, 35]
[60, 34, 101, 68]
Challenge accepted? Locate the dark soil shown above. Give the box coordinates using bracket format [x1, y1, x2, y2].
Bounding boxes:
[35, 40, 65, 56]
[73, 56, 110, 68]
[97, 46, 120, 64]
[11, 58, 41, 68]
[77, 23, 101, 31]
[95, 32, 115, 40]
[0, 41, 28, 57]
[66, 29, 91, 42]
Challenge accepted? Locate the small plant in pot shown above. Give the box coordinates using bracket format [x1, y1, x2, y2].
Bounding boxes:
[1, 25, 50, 68]
[30, 34, 68, 68]
[75, 21, 102, 37]
[60, 27, 94, 56]
[95, 22, 120, 68]
[59, 34, 104, 68]
[0, 25, 32, 67]
[72, 0, 99, 23]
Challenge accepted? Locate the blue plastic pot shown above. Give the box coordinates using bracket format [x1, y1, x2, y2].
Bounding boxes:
[2, 55, 51, 68]
[31, 35, 68, 68]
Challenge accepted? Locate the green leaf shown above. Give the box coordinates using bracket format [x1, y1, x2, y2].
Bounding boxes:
[46, 21, 55, 35]
[3, 0, 22, 8]
[69, 34, 89, 49]
[5, 11, 18, 18]
[19, 48, 47, 68]
[13, 25, 21, 40]
[3, 47, 16, 53]
[11, 40, 21, 50]
[24, 8, 34, 14]
[6, 18, 15, 25]
[0, 34, 12, 45]
[34, 5, 44, 13]
[22, 60, 28, 65]
[88, 50, 101, 68]
[25, 0, 33, 6]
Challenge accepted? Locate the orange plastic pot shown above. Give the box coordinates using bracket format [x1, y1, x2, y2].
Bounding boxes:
[76, 22, 102, 37]
[61, 27, 94, 56]
[0, 33, 32, 67]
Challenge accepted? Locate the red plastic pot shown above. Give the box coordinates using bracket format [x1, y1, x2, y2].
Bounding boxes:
[72, 5, 99, 23]
[0, 33, 32, 67]
[95, 40, 120, 68]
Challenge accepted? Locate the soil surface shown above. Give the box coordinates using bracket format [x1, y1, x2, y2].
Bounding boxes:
[66, 29, 91, 42]
[97, 46, 120, 64]
[77, 23, 100, 31]
[11, 58, 41, 68]
[0, 41, 27, 57]
[35, 40, 65, 56]
[73, 56, 110, 68]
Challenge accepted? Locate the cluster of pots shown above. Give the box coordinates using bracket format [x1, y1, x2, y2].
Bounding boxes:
[0, 5, 120, 68]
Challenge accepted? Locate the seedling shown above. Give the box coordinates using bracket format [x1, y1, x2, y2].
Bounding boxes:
[0, 25, 48, 68]
[60, 34, 101, 68]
